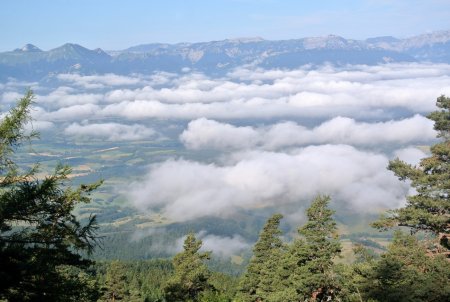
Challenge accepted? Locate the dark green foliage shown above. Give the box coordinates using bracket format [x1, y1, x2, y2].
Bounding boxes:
[356, 231, 450, 302]
[163, 233, 214, 301]
[0, 90, 36, 174]
[207, 272, 239, 301]
[428, 95, 450, 138]
[349, 238, 386, 251]
[92, 259, 237, 302]
[94, 259, 173, 302]
[91, 215, 261, 277]
[172, 271, 239, 302]
[0, 91, 101, 301]
[374, 95, 450, 251]
[236, 213, 284, 302]
[285, 195, 342, 301]
[237, 198, 343, 302]
[100, 260, 136, 301]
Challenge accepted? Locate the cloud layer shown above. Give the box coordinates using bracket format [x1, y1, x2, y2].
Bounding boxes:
[64, 122, 156, 141]
[128, 145, 410, 222]
[1, 63, 443, 224]
[181, 115, 436, 151]
[134, 228, 251, 258]
[4, 63, 448, 125]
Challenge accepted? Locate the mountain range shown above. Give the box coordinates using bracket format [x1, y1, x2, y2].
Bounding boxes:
[1, 30, 450, 80]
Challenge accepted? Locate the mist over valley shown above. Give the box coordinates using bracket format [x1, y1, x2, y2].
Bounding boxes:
[2, 33, 449, 261]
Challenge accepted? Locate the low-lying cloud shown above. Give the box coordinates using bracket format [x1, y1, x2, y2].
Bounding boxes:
[2, 63, 444, 226]
[96, 63, 450, 120]
[57, 73, 146, 89]
[132, 228, 251, 258]
[198, 231, 251, 258]
[393, 147, 428, 166]
[65, 122, 156, 141]
[181, 115, 436, 150]
[128, 145, 409, 222]
[8, 62, 450, 124]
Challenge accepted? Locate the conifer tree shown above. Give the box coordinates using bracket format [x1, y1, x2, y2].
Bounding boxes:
[236, 213, 284, 302]
[374, 95, 450, 252]
[0, 91, 101, 301]
[359, 231, 450, 302]
[100, 261, 132, 302]
[163, 233, 213, 301]
[288, 195, 341, 301]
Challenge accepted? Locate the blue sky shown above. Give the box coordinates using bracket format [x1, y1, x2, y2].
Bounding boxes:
[1, 0, 450, 51]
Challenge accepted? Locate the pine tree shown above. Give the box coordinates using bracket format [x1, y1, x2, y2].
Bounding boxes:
[100, 261, 132, 302]
[359, 231, 450, 302]
[0, 91, 101, 301]
[373, 95, 450, 252]
[236, 213, 284, 302]
[289, 195, 342, 301]
[163, 233, 213, 301]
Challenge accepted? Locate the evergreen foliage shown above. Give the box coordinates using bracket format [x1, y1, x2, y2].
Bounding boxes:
[357, 231, 450, 302]
[93, 259, 173, 302]
[99, 260, 141, 301]
[0, 91, 101, 301]
[285, 195, 342, 301]
[163, 232, 213, 301]
[236, 213, 284, 302]
[238, 197, 342, 302]
[374, 95, 450, 252]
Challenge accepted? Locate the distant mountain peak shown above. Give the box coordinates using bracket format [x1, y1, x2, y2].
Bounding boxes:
[365, 36, 400, 44]
[401, 30, 450, 48]
[50, 43, 109, 56]
[225, 37, 265, 43]
[302, 34, 356, 50]
[94, 48, 107, 55]
[60, 43, 84, 49]
[14, 44, 42, 52]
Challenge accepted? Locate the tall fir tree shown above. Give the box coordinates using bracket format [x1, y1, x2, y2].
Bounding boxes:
[236, 213, 284, 302]
[0, 91, 101, 301]
[163, 233, 213, 301]
[358, 231, 450, 302]
[373, 95, 450, 252]
[100, 260, 134, 302]
[288, 195, 342, 301]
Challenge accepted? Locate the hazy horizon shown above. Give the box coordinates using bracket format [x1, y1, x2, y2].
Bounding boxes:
[4, 28, 450, 53]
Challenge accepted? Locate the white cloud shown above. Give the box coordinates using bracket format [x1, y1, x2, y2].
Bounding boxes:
[172, 231, 251, 258]
[198, 231, 251, 258]
[2, 64, 444, 229]
[1, 91, 24, 103]
[131, 228, 251, 258]
[25, 120, 54, 132]
[57, 73, 146, 89]
[12, 63, 450, 124]
[180, 115, 436, 150]
[128, 145, 408, 222]
[97, 63, 450, 120]
[35, 87, 104, 108]
[181, 118, 259, 150]
[35, 103, 101, 122]
[65, 122, 156, 141]
[393, 147, 428, 166]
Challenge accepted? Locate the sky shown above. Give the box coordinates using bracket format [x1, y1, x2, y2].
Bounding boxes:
[1, 0, 450, 51]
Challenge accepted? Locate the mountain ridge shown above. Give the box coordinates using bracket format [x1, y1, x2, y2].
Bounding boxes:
[1, 30, 449, 80]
